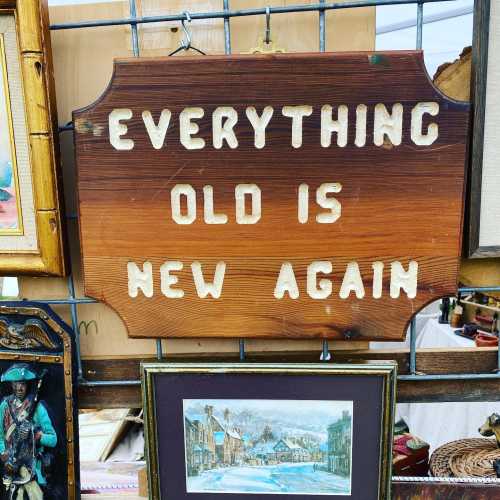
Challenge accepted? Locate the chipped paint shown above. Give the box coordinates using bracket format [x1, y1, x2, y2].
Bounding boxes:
[369, 54, 391, 67]
[74, 118, 104, 136]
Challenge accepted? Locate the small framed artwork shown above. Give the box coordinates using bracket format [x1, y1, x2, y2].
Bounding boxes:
[468, 0, 500, 257]
[0, 0, 66, 275]
[0, 302, 80, 499]
[142, 362, 396, 500]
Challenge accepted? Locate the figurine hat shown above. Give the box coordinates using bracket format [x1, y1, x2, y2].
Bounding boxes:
[1, 363, 37, 382]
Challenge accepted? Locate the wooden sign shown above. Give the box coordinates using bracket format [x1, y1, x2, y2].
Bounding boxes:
[74, 52, 469, 340]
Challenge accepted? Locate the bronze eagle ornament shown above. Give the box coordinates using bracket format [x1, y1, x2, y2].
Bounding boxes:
[0, 319, 57, 350]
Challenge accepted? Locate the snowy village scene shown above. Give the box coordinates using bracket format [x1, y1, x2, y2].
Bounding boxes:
[183, 399, 353, 495]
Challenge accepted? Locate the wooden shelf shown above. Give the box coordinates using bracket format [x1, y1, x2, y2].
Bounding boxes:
[461, 299, 500, 314]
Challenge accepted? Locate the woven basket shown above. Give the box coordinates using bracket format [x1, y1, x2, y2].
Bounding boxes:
[430, 438, 500, 478]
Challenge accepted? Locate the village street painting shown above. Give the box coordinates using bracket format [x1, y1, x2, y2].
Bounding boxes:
[183, 399, 353, 495]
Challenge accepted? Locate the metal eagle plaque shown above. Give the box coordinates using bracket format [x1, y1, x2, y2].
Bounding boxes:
[74, 52, 469, 340]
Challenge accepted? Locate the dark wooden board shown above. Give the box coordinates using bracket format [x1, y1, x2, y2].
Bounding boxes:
[78, 348, 500, 408]
[74, 52, 469, 340]
[78, 377, 500, 408]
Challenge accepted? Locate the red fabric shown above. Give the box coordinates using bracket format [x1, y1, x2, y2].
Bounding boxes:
[3, 397, 31, 447]
[393, 435, 414, 456]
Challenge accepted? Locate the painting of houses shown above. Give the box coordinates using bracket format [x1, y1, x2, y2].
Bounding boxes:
[327, 410, 352, 477]
[183, 399, 352, 495]
[274, 438, 311, 463]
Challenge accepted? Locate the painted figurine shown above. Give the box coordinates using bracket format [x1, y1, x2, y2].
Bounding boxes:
[0, 364, 56, 499]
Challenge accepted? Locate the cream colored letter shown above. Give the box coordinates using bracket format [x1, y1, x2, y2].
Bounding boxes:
[109, 109, 134, 150]
[191, 262, 226, 298]
[355, 104, 367, 147]
[245, 106, 274, 149]
[307, 261, 332, 299]
[171, 184, 196, 224]
[321, 105, 348, 147]
[160, 261, 184, 298]
[340, 262, 365, 299]
[372, 261, 384, 299]
[411, 102, 439, 145]
[316, 183, 342, 223]
[235, 184, 261, 224]
[180, 107, 205, 150]
[374, 103, 403, 146]
[213, 107, 238, 149]
[298, 183, 309, 224]
[282, 105, 313, 148]
[390, 261, 418, 299]
[142, 109, 171, 149]
[127, 261, 153, 298]
[203, 186, 228, 224]
[274, 262, 299, 299]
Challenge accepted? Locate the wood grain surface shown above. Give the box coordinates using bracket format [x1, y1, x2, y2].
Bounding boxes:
[74, 52, 469, 340]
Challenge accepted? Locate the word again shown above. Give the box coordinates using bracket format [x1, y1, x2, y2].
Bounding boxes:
[109, 102, 439, 150]
[169, 183, 342, 225]
[127, 260, 418, 300]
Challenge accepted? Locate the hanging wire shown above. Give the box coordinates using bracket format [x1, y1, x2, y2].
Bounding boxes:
[265, 6, 271, 44]
[223, 0, 232, 54]
[319, 0, 326, 51]
[129, 0, 140, 56]
[168, 12, 206, 56]
[416, 0, 424, 49]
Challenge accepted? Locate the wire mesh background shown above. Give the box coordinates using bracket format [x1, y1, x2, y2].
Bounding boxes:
[10, 0, 492, 387]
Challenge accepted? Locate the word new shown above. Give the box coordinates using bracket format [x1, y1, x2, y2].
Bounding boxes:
[127, 260, 418, 300]
[109, 102, 439, 150]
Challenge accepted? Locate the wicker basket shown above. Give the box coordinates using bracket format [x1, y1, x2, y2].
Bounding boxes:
[430, 438, 500, 478]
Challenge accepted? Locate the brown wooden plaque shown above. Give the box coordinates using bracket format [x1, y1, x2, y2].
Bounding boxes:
[74, 52, 469, 340]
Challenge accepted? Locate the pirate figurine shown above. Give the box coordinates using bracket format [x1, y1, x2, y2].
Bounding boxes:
[0, 364, 56, 499]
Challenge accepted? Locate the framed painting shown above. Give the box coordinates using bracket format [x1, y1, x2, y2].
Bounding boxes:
[468, 0, 500, 257]
[0, 302, 80, 499]
[142, 362, 397, 500]
[0, 0, 66, 275]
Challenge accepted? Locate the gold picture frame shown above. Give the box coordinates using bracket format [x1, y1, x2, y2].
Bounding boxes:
[0, 0, 66, 276]
[142, 362, 397, 500]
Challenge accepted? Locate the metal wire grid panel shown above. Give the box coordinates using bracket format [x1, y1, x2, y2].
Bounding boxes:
[19, 0, 494, 388]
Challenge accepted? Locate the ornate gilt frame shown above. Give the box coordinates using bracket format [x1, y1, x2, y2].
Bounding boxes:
[0, 302, 79, 498]
[142, 362, 397, 500]
[468, 0, 500, 257]
[0, 0, 66, 276]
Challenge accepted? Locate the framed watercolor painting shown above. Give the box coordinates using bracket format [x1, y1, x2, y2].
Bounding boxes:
[0, 0, 66, 276]
[142, 362, 397, 500]
[468, 0, 500, 257]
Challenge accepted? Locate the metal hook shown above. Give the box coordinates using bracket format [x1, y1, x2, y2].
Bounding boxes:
[320, 339, 331, 361]
[180, 11, 192, 50]
[168, 11, 206, 57]
[265, 6, 271, 45]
